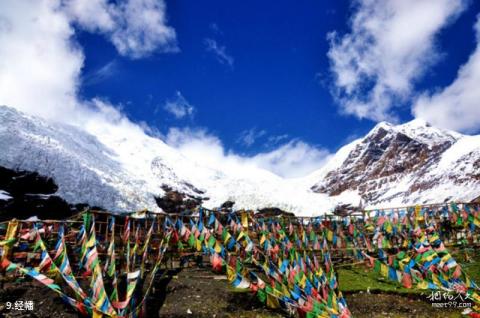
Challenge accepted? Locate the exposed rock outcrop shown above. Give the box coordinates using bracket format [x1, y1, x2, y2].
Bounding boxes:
[154, 185, 203, 214]
[310, 120, 480, 207]
[0, 166, 86, 221]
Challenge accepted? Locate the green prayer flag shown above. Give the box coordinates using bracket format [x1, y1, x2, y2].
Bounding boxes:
[188, 233, 195, 247]
[257, 289, 266, 303]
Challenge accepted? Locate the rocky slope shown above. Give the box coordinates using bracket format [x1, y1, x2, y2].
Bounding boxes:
[0, 105, 479, 216]
[0, 106, 333, 216]
[0, 166, 83, 221]
[0, 106, 167, 211]
[308, 119, 480, 208]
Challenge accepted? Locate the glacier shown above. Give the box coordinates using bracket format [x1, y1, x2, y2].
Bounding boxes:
[0, 105, 479, 216]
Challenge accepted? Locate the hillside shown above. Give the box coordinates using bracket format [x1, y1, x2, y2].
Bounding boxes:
[1, 105, 479, 216]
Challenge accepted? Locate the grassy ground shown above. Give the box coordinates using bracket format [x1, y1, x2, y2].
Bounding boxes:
[453, 248, 480, 283]
[338, 265, 422, 294]
[338, 249, 480, 294]
[337, 265, 462, 317]
[336, 248, 480, 318]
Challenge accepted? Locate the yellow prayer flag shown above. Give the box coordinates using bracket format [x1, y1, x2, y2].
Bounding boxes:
[416, 280, 428, 289]
[92, 310, 103, 318]
[266, 294, 280, 309]
[214, 241, 222, 254]
[424, 254, 435, 262]
[316, 268, 324, 277]
[224, 232, 231, 245]
[260, 234, 266, 245]
[227, 265, 236, 282]
[441, 254, 451, 263]
[2, 219, 18, 260]
[385, 222, 392, 233]
[380, 263, 388, 278]
[327, 230, 333, 242]
[237, 231, 245, 241]
[241, 212, 248, 228]
[415, 205, 423, 221]
[474, 217, 480, 227]
[471, 291, 480, 303]
[299, 273, 307, 288]
[331, 292, 338, 310]
[86, 234, 96, 248]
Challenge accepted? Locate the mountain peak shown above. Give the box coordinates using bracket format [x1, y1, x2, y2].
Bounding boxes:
[309, 116, 479, 208]
[372, 121, 394, 131]
[398, 118, 461, 146]
[363, 118, 460, 147]
[400, 118, 430, 129]
[1, 105, 479, 216]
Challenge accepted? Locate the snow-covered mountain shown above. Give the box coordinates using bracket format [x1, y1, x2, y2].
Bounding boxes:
[0, 105, 163, 211]
[0, 106, 334, 216]
[308, 119, 480, 208]
[1, 105, 479, 216]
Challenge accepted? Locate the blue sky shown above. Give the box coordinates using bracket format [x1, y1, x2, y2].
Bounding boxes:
[75, 0, 480, 156]
[1, 0, 480, 178]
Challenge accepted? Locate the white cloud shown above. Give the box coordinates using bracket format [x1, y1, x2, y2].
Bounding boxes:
[0, 0, 82, 121]
[166, 127, 225, 162]
[237, 128, 267, 147]
[64, 0, 177, 58]
[83, 59, 119, 85]
[413, 14, 480, 133]
[166, 128, 332, 178]
[0, 0, 176, 124]
[62, 0, 116, 32]
[163, 91, 195, 119]
[0, 0, 330, 181]
[327, 0, 466, 122]
[250, 141, 333, 178]
[204, 38, 234, 67]
[267, 134, 289, 146]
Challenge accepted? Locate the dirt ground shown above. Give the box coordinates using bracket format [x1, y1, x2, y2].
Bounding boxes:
[344, 292, 464, 318]
[0, 281, 78, 318]
[154, 267, 284, 318]
[0, 267, 473, 317]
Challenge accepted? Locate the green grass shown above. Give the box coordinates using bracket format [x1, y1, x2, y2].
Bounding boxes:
[337, 265, 423, 295]
[338, 248, 480, 295]
[452, 248, 480, 284]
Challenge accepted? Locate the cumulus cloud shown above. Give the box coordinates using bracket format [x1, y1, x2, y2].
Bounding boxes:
[327, 0, 466, 122]
[237, 128, 267, 147]
[0, 0, 82, 121]
[204, 38, 234, 67]
[64, 0, 177, 58]
[163, 91, 195, 119]
[166, 128, 332, 178]
[0, 0, 330, 180]
[250, 141, 333, 178]
[0, 0, 176, 123]
[413, 15, 480, 133]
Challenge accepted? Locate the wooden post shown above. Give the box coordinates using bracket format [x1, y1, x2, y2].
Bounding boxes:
[104, 216, 109, 243]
